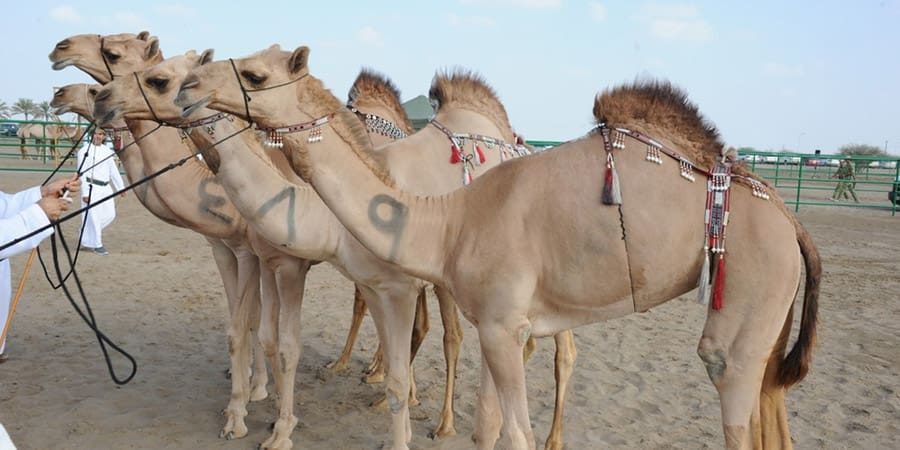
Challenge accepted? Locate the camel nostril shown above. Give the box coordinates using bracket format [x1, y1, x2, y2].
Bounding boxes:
[55, 39, 71, 50]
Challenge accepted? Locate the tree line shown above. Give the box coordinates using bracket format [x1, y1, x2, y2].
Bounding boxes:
[0, 98, 55, 121]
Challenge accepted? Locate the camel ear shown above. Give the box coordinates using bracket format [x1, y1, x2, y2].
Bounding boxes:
[200, 49, 215, 66]
[137, 31, 150, 41]
[289, 46, 310, 75]
[144, 37, 160, 60]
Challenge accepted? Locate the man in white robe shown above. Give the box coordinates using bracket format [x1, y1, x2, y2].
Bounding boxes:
[76, 129, 125, 255]
[0, 176, 80, 361]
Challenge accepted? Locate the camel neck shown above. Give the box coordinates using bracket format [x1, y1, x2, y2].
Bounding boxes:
[188, 117, 343, 261]
[123, 118, 246, 239]
[284, 110, 456, 283]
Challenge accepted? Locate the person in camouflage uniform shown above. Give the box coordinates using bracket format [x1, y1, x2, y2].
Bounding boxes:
[831, 159, 859, 202]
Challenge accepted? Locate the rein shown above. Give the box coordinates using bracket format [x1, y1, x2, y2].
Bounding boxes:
[98, 36, 117, 81]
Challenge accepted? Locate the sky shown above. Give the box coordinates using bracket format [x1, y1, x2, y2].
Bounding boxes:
[1, 1, 898, 154]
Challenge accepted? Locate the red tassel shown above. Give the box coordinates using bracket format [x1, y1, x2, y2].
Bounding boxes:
[475, 144, 486, 164]
[113, 135, 122, 151]
[712, 256, 726, 310]
[450, 144, 462, 164]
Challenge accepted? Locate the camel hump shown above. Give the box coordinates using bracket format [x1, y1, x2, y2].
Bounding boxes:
[348, 68, 403, 109]
[592, 79, 726, 170]
[429, 69, 515, 141]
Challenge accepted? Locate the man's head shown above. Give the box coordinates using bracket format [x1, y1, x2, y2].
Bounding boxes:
[92, 129, 107, 144]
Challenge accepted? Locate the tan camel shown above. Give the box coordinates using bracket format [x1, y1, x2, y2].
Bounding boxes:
[49, 33, 283, 443]
[176, 45, 820, 450]
[16, 120, 83, 161]
[90, 49, 431, 450]
[97, 48, 575, 449]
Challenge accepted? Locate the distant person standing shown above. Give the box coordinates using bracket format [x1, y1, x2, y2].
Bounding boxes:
[831, 159, 859, 203]
[76, 129, 125, 255]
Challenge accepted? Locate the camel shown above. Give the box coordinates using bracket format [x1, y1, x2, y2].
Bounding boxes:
[95, 48, 575, 450]
[49, 33, 286, 444]
[175, 44, 820, 450]
[16, 120, 83, 161]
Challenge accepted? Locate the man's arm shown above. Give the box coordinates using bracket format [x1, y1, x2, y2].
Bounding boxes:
[0, 187, 42, 219]
[0, 203, 53, 260]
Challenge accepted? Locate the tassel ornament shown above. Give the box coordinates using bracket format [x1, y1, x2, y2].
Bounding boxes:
[475, 144, 486, 165]
[450, 143, 462, 164]
[712, 255, 726, 310]
[601, 153, 623, 205]
[696, 248, 711, 305]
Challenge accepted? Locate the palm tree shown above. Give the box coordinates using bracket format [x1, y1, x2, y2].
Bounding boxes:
[36, 101, 53, 121]
[0, 100, 9, 119]
[11, 98, 39, 121]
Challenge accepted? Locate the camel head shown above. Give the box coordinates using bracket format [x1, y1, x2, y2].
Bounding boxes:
[176, 44, 319, 129]
[94, 49, 215, 127]
[49, 31, 163, 84]
[50, 83, 101, 119]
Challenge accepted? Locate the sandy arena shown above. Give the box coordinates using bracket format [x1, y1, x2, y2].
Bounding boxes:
[1, 169, 897, 449]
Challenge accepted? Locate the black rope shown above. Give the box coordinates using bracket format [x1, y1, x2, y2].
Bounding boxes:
[98, 35, 117, 81]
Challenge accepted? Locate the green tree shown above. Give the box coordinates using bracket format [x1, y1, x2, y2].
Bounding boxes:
[839, 143, 885, 156]
[11, 98, 39, 121]
[36, 101, 52, 120]
[0, 100, 9, 119]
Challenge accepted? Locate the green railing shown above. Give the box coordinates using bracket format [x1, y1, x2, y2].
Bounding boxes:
[740, 151, 899, 216]
[0, 118, 88, 164]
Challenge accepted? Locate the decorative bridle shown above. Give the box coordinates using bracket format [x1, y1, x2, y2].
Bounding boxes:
[226, 58, 333, 148]
[430, 119, 530, 185]
[98, 36, 117, 81]
[597, 123, 770, 312]
[347, 105, 408, 141]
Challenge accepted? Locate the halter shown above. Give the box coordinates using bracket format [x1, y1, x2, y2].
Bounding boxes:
[134, 72, 167, 126]
[98, 35, 117, 81]
[255, 114, 333, 148]
[347, 105, 408, 140]
[228, 57, 308, 127]
[430, 119, 529, 185]
[596, 123, 771, 312]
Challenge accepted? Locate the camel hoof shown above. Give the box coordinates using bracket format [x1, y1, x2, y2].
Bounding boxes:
[429, 425, 457, 440]
[363, 371, 385, 384]
[224, 368, 231, 380]
[250, 386, 269, 402]
[370, 395, 388, 410]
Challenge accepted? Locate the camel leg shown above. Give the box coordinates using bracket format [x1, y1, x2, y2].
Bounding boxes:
[407, 287, 429, 407]
[478, 319, 537, 450]
[544, 330, 577, 450]
[473, 352, 502, 449]
[326, 286, 367, 374]
[19, 138, 28, 160]
[253, 264, 279, 403]
[430, 285, 463, 439]
[698, 293, 795, 450]
[755, 307, 795, 449]
[365, 342, 386, 384]
[362, 285, 418, 450]
[220, 249, 260, 440]
[260, 257, 311, 450]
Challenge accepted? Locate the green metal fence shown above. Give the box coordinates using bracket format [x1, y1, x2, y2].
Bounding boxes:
[0, 118, 88, 164]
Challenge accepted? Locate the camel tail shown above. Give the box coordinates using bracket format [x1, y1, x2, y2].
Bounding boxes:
[778, 219, 820, 388]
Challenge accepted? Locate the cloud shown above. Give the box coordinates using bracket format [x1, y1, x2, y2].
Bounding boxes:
[589, 2, 607, 22]
[112, 11, 148, 29]
[357, 26, 384, 47]
[762, 62, 804, 78]
[156, 4, 196, 18]
[50, 5, 82, 23]
[447, 13, 497, 27]
[639, 2, 712, 42]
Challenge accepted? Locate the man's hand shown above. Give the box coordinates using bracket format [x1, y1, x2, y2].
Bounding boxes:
[82, 196, 90, 204]
[38, 196, 72, 221]
[41, 175, 81, 198]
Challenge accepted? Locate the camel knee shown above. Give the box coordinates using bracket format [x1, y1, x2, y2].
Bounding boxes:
[698, 336, 727, 385]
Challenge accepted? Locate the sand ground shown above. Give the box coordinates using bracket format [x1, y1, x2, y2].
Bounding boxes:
[0, 169, 897, 449]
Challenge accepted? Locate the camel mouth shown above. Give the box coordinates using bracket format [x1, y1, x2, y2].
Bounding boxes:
[95, 106, 121, 128]
[51, 59, 73, 71]
[180, 96, 211, 119]
[52, 106, 71, 115]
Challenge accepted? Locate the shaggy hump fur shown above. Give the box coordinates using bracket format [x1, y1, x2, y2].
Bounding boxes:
[593, 79, 726, 172]
[347, 68, 413, 133]
[429, 69, 515, 142]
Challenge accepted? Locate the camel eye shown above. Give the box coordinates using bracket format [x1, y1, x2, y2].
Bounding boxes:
[88, 88, 98, 97]
[146, 77, 169, 90]
[54, 89, 65, 97]
[241, 71, 266, 85]
[103, 50, 121, 62]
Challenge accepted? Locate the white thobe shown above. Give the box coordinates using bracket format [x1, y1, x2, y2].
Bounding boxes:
[1, 186, 53, 353]
[76, 141, 125, 248]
